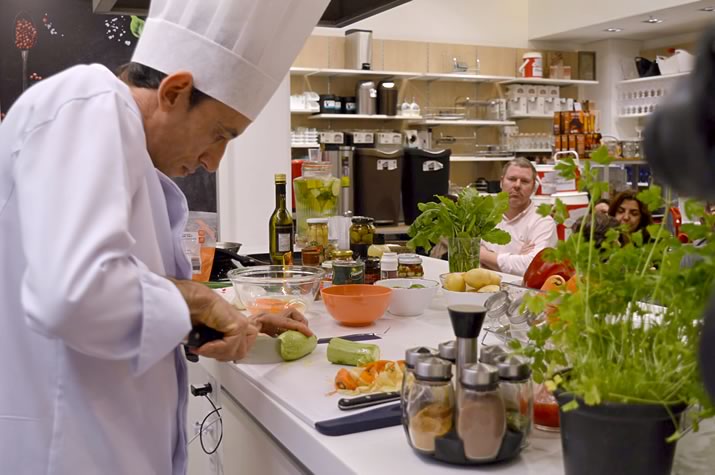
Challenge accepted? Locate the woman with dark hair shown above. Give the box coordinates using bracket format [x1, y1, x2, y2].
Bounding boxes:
[609, 190, 654, 241]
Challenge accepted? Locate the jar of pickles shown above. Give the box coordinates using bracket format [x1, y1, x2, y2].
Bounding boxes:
[349, 216, 375, 260]
[331, 249, 353, 262]
[398, 254, 424, 278]
[306, 218, 329, 250]
[294, 162, 340, 247]
[364, 257, 381, 284]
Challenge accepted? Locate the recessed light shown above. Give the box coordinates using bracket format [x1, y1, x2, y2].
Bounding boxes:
[604, 28, 623, 32]
[642, 16, 663, 24]
[700, 6, 715, 11]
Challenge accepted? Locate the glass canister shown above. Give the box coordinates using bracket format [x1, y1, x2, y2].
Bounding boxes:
[349, 216, 375, 260]
[402, 347, 439, 420]
[397, 254, 424, 278]
[306, 217, 329, 250]
[380, 252, 398, 280]
[457, 363, 507, 462]
[484, 291, 511, 327]
[301, 246, 322, 266]
[364, 257, 381, 284]
[332, 259, 365, 285]
[405, 357, 454, 455]
[294, 162, 340, 247]
[496, 355, 533, 448]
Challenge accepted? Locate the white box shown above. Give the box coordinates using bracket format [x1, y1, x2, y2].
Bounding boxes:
[505, 84, 528, 99]
[537, 86, 549, 97]
[527, 97, 546, 115]
[544, 97, 558, 115]
[547, 86, 560, 98]
[507, 97, 528, 116]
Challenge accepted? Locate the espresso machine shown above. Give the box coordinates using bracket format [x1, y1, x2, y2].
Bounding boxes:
[320, 131, 354, 215]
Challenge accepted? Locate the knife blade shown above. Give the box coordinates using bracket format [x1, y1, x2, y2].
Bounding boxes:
[317, 333, 381, 344]
[338, 391, 401, 411]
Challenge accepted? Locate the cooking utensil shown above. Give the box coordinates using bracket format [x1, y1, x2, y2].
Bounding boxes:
[315, 402, 402, 436]
[183, 325, 225, 363]
[317, 333, 381, 344]
[338, 391, 400, 411]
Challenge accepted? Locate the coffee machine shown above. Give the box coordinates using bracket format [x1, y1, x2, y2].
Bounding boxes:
[320, 131, 354, 215]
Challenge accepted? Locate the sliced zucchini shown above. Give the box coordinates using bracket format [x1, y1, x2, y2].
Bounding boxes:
[326, 337, 380, 366]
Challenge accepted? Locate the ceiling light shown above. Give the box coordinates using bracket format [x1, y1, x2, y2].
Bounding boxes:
[604, 28, 623, 32]
[642, 16, 663, 24]
[700, 6, 715, 11]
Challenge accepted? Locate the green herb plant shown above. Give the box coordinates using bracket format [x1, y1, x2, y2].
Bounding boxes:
[515, 146, 715, 439]
[407, 188, 511, 269]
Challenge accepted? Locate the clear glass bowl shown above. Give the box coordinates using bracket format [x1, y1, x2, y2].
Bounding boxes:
[228, 266, 325, 316]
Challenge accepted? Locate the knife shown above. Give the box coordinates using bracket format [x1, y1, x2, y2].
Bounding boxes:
[317, 333, 381, 344]
[315, 402, 402, 436]
[184, 325, 225, 363]
[338, 391, 401, 411]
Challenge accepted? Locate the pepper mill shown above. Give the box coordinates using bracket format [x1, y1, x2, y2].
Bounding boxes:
[447, 305, 487, 385]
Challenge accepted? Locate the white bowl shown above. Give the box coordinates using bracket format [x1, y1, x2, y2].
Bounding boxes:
[443, 288, 500, 308]
[374, 278, 440, 316]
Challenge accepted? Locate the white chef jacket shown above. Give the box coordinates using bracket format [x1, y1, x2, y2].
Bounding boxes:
[0, 64, 193, 474]
[482, 201, 558, 276]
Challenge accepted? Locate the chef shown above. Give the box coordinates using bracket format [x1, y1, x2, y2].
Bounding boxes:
[0, 0, 329, 473]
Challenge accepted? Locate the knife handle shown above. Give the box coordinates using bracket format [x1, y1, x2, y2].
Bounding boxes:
[338, 391, 401, 411]
[186, 325, 224, 347]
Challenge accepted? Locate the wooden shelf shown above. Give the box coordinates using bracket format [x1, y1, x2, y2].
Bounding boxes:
[308, 114, 420, 120]
[408, 119, 515, 126]
[451, 155, 515, 162]
[618, 72, 689, 85]
[500, 78, 599, 87]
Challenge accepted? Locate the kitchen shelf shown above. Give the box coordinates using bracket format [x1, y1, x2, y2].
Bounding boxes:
[451, 155, 515, 162]
[584, 159, 647, 167]
[291, 143, 320, 148]
[500, 78, 599, 87]
[618, 113, 651, 119]
[417, 72, 515, 82]
[507, 114, 554, 120]
[408, 119, 516, 126]
[289, 67, 520, 83]
[308, 114, 421, 120]
[290, 108, 319, 114]
[514, 149, 552, 153]
[618, 72, 689, 85]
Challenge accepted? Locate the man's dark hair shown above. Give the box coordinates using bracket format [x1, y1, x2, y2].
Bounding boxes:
[116, 62, 209, 108]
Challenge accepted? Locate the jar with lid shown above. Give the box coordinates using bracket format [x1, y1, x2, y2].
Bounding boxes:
[306, 218, 329, 250]
[479, 344, 507, 366]
[496, 355, 532, 448]
[301, 246, 322, 266]
[332, 249, 353, 262]
[456, 363, 507, 461]
[437, 341, 456, 364]
[380, 252, 398, 280]
[364, 257, 381, 285]
[397, 254, 424, 278]
[404, 357, 454, 455]
[293, 162, 340, 247]
[402, 347, 439, 422]
[349, 216, 375, 260]
[484, 291, 511, 327]
[332, 259, 365, 285]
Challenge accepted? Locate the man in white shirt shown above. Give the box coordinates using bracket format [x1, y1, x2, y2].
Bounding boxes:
[480, 158, 558, 276]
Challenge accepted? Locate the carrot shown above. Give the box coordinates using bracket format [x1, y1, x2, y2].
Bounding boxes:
[335, 368, 359, 390]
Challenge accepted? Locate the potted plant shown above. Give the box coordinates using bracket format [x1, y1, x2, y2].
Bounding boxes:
[406, 188, 511, 272]
[517, 146, 715, 475]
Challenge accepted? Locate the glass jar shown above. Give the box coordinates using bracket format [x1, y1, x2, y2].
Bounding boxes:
[293, 162, 340, 247]
[496, 355, 533, 448]
[484, 291, 511, 328]
[397, 254, 424, 278]
[318, 261, 333, 297]
[533, 383, 560, 432]
[380, 252, 398, 280]
[404, 357, 454, 455]
[301, 246, 322, 266]
[306, 218, 329, 250]
[364, 257, 381, 285]
[349, 216, 375, 260]
[402, 347, 439, 425]
[332, 249, 353, 262]
[457, 363, 507, 461]
[332, 259, 365, 285]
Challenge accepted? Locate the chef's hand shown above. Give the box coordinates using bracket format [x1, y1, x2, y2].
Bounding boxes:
[169, 278, 257, 361]
[250, 308, 313, 338]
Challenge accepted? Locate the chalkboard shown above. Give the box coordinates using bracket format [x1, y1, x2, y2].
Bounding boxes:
[0, 0, 217, 212]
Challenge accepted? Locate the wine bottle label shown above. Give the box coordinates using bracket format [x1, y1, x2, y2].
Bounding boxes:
[278, 233, 291, 252]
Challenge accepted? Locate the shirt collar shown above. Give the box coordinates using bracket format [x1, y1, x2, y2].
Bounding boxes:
[503, 200, 534, 224]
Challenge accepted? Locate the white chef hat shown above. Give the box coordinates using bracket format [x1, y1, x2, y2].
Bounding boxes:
[132, 0, 329, 120]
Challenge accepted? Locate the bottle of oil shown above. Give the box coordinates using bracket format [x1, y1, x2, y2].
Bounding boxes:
[269, 174, 294, 265]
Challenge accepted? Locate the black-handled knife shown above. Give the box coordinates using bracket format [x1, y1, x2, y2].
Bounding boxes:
[338, 391, 401, 411]
[315, 402, 402, 436]
[184, 325, 224, 363]
[317, 333, 381, 344]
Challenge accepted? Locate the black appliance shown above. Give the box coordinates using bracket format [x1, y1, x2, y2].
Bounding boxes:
[401, 148, 451, 225]
[354, 148, 403, 224]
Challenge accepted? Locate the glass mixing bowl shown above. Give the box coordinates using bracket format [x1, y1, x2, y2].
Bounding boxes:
[228, 266, 325, 316]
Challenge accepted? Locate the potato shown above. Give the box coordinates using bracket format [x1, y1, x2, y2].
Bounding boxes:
[477, 284, 500, 293]
[444, 273, 466, 292]
[464, 268, 501, 290]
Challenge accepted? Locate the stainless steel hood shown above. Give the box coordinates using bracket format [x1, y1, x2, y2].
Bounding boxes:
[92, 0, 411, 27]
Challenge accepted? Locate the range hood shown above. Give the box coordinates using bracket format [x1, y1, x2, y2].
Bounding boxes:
[92, 0, 411, 27]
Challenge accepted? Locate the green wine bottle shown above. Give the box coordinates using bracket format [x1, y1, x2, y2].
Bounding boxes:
[269, 174, 294, 265]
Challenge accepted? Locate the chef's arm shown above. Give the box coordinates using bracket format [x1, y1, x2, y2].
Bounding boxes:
[494, 219, 558, 276]
[479, 247, 499, 270]
[14, 91, 190, 374]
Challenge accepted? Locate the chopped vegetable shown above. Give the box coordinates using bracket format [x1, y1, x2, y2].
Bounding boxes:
[333, 360, 405, 395]
[335, 368, 359, 390]
[327, 338, 380, 366]
[277, 330, 317, 361]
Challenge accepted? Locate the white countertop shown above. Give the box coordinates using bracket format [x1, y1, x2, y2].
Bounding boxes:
[207, 258, 565, 474]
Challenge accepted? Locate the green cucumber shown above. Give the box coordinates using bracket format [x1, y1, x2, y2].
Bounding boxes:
[326, 338, 380, 366]
[277, 331, 317, 361]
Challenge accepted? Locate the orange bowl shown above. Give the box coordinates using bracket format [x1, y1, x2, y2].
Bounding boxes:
[321, 284, 392, 327]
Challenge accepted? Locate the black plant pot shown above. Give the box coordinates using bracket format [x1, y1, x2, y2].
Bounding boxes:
[555, 391, 686, 475]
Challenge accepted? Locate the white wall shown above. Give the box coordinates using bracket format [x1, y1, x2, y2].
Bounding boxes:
[217, 77, 291, 252]
[313, 0, 530, 48]
[528, 0, 700, 40]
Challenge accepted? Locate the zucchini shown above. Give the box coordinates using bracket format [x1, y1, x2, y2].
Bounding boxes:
[326, 338, 380, 366]
[277, 330, 317, 361]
